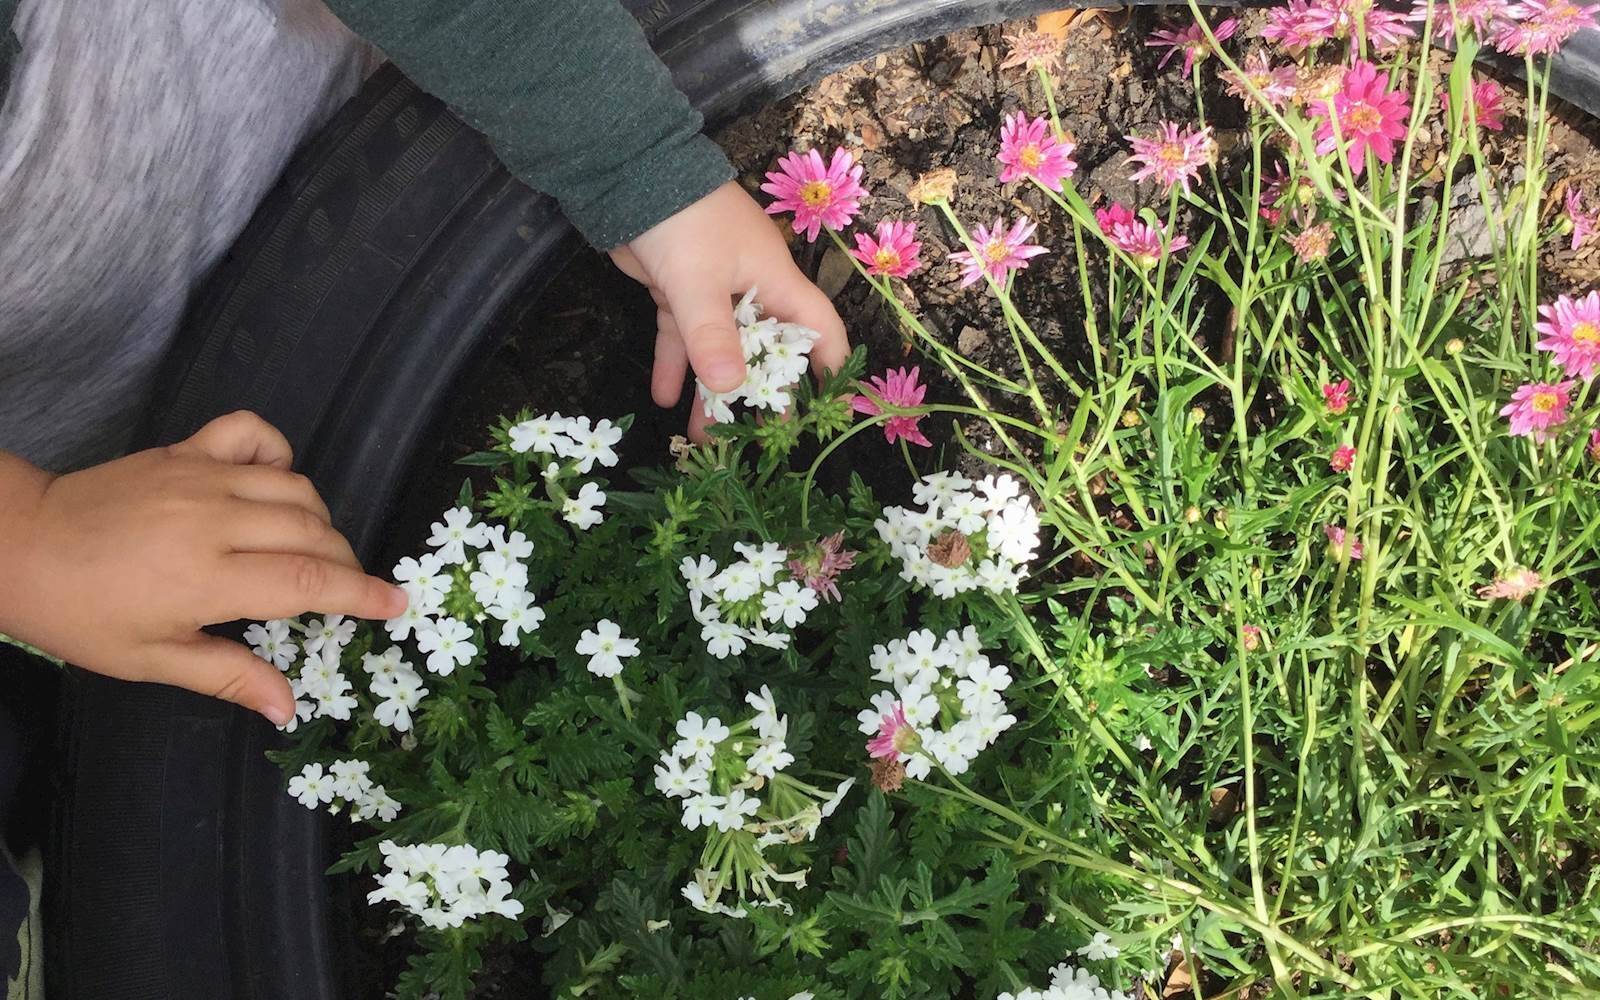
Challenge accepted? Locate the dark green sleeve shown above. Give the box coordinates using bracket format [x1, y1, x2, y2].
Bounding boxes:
[322, 0, 734, 249]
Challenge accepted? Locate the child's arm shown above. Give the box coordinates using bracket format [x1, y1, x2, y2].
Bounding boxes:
[0, 412, 406, 725]
[323, 0, 848, 434]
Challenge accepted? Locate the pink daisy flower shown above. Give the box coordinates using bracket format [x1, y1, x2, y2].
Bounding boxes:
[866, 702, 920, 759]
[1362, 6, 1420, 50]
[1536, 291, 1600, 380]
[851, 220, 923, 278]
[1262, 0, 1341, 52]
[1443, 79, 1507, 131]
[1314, 60, 1411, 176]
[1413, 0, 1511, 39]
[949, 216, 1049, 287]
[1330, 444, 1357, 472]
[1500, 380, 1576, 442]
[1566, 188, 1597, 251]
[997, 112, 1079, 191]
[1589, 427, 1600, 461]
[1241, 624, 1263, 651]
[851, 366, 932, 447]
[1125, 122, 1216, 194]
[1323, 379, 1354, 415]
[1147, 17, 1241, 75]
[760, 148, 868, 242]
[1325, 524, 1364, 560]
[1476, 567, 1547, 601]
[1493, 0, 1599, 54]
[1095, 203, 1191, 268]
[1223, 52, 1299, 110]
[786, 531, 858, 603]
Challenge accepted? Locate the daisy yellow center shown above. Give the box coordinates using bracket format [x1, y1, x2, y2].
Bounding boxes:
[1157, 144, 1189, 166]
[873, 247, 902, 271]
[799, 180, 833, 207]
[1348, 104, 1383, 132]
[1571, 321, 1600, 345]
[1531, 391, 1560, 413]
[1020, 144, 1043, 169]
[982, 238, 1009, 264]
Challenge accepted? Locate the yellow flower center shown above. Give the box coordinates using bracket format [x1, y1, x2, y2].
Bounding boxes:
[1020, 145, 1043, 169]
[873, 248, 902, 272]
[1157, 145, 1189, 166]
[1349, 104, 1383, 132]
[1531, 391, 1560, 413]
[799, 180, 833, 207]
[1572, 321, 1600, 345]
[982, 238, 1009, 264]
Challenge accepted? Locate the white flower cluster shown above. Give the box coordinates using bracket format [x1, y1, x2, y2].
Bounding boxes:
[697, 288, 821, 422]
[286, 759, 401, 823]
[655, 689, 853, 917]
[245, 615, 362, 730]
[997, 959, 1132, 1000]
[680, 543, 819, 659]
[367, 840, 524, 930]
[506, 412, 622, 530]
[875, 472, 1040, 597]
[860, 627, 1017, 780]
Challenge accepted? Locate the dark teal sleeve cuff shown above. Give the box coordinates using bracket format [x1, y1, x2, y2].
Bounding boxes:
[322, 0, 735, 248]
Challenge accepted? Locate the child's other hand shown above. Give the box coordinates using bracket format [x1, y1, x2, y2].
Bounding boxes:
[0, 411, 407, 726]
[609, 181, 849, 439]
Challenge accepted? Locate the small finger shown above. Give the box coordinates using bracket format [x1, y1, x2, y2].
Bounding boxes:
[652, 310, 689, 408]
[228, 466, 333, 524]
[154, 633, 297, 727]
[175, 410, 294, 468]
[660, 272, 746, 393]
[687, 395, 714, 443]
[219, 553, 408, 624]
[759, 267, 851, 379]
[227, 501, 361, 569]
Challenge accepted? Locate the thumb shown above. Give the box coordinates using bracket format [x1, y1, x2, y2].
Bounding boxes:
[661, 271, 747, 394]
[175, 411, 294, 469]
[157, 634, 297, 726]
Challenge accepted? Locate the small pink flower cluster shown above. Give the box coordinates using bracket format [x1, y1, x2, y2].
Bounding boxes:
[1095, 204, 1190, 269]
[1498, 290, 1600, 446]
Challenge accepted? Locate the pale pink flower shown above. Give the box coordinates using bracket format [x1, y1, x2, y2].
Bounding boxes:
[1362, 6, 1420, 50]
[1147, 17, 1240, 75]
[1314, 60, 1411, 176]
[1535, 291, 1600, 380]
[1589, 427, 1600, 460]
[1325, 524, 1364, 560]
[1445, 79, 1507, 131]
[1330, 444, 1357, 472]
[1493, 0, 1599, 54]
[1476, 567, 1547, 601]
[1323, 379, 1354, 415]
[949, 216, 1049, 287]
[761, 148, 868, 242]
[1566, 188, 1597, 251]
[866, 702, 919, 759]
[1125, 122, 1216, 194]
[1413, 0, 1511, 39]
[851, 220, 923, 278]
[1001, 28, 1066, 73]
[1223, 52, 1299, 110]
[851, 366, 932, 447]
[1241, 624, 1263, 651]
[1262, 0, 1341, 52]
[997, 112, 1079, 190]
[1288, 222, 1335, 262]
[786, 532, 858, 604]
[1500, 380, 1576, 442]
[1095, 203, 1191, 268]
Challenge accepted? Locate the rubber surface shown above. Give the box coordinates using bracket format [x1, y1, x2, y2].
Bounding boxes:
[47, 1, 1600, 995]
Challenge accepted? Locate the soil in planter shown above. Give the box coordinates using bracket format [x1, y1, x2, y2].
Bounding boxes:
[363, 9, 1600, 998]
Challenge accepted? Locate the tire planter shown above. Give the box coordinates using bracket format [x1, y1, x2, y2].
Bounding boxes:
[44, 3, 1600, 997]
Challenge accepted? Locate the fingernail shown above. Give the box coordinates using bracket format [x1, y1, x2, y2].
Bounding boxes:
[705, 360, 746, 392]
[387, 583, 410, 614]
[264, 703, 293, 728]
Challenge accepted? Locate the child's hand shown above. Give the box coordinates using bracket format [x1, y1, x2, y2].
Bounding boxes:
[0, 411, 407, 726]
[609, 181, 849, 439]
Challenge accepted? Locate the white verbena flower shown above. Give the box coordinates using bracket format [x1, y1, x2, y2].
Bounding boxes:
[243, 619, 298, 671]
[426, 506, 488, 565]
[574, 619, 639, 677]
[415, 616, 476, 675]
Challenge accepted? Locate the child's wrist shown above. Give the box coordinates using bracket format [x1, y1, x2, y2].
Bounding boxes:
[0, 451, 54, 640]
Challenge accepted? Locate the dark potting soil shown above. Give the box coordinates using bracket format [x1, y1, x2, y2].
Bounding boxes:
[360, 10, 1600, 998]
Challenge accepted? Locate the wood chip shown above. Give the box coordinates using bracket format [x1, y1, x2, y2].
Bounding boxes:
[817, 244, 855, 299]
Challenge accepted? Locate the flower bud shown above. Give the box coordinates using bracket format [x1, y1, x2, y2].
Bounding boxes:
[1446, 338, 1465, 355]
[907, 167, 958, 206]
[1184, 506, 1203, 524]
